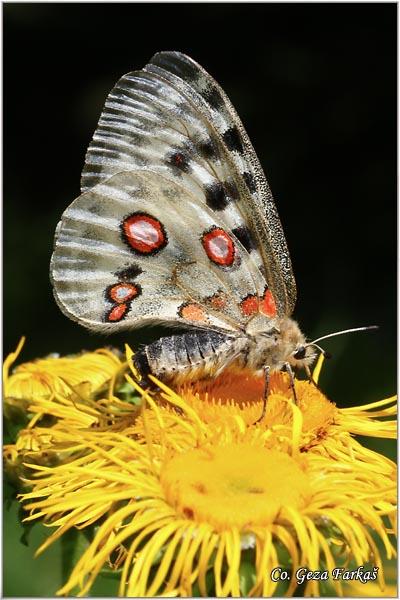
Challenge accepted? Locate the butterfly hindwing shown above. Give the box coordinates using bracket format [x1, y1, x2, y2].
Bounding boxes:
[51, 170, 273, 333]
[80, 52, 296, 317]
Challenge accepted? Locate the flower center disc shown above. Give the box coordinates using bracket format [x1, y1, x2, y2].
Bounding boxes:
[161, 444, 311, 529]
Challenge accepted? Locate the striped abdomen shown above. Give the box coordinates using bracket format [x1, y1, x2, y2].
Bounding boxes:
[133, 330, 236, 384]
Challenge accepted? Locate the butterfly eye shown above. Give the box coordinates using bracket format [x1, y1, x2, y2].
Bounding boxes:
[293, 346, 306, 360]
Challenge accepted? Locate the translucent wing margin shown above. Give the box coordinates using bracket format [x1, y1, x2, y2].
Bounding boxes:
[81, 51, 297, 315]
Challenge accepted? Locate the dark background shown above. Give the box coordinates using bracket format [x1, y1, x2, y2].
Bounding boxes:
[3, 3, 397, 594]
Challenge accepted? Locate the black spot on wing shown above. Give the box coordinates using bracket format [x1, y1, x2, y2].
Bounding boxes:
[203, 85, 225, 110]
[167, 151, 191, 173]
[114, 264, 143, 280]
[204, 182, 229, 211]
[198, 137, 219, 160]
[224, 179, 240, 201]
[222, 126, 244, 154]
[243, 171, 257, 193]
[231, 226, 257, 253]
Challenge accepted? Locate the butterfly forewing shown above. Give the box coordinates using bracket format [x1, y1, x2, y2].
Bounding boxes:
[81, 67, 256, 253]
[147, 52, 297, 315]
[81, 52, 296, 316]
[52, 52, 297, 337]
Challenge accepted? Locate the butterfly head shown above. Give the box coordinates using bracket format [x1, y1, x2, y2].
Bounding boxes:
[274, 316, 317, 369]
[244, 314, 316, 373]
[277, 323, 379, 372]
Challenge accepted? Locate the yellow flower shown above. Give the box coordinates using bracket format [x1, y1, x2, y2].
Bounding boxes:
[342, 562, 397, 597]
[4, 337, 123, 401]
[5, 343, 397, 596]
[344, 580, 397, 598]
[3, 338, 136, 433]
[136, 351, 396, 481]
[18, 382, 396, 597]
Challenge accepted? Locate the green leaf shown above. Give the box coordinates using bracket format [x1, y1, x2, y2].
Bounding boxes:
[191, 569, 215, 597]
[98, 566, 122, 580]
[61, 528, 91, 584]
[3, 402, 30, 443]
[89, 572, 120, 597]
[116, 381, 142, 405]
[18, 504, 36, 546]
[4, 480, 19, 508]
[239, 559, 256, 595]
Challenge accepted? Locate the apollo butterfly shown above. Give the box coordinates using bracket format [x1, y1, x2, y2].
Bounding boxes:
[50, 52, 373, 404]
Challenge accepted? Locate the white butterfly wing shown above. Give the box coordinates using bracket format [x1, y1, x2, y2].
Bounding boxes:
[81, 51, 296, 316]
[51, 170, 268, 333]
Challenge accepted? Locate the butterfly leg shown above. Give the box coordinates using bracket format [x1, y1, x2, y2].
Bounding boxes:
[132, 349, 187, 418]
[282, 362, 298, 404]
[132, 350, 163, 395]
[138, 374, 161, 393]
[254, 365, 270, 424]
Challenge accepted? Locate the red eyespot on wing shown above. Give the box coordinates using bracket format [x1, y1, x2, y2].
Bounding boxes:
[108, 283, 140, 304]
[202, 227, 235, 266]
[240, 294, 259, 316]
[107, 303, 128, 322]
[122, 213, 167, 255]
[260, 289, 277, 317]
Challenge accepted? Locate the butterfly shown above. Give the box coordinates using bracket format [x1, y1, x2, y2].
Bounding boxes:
[50, 51, 320, 406]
